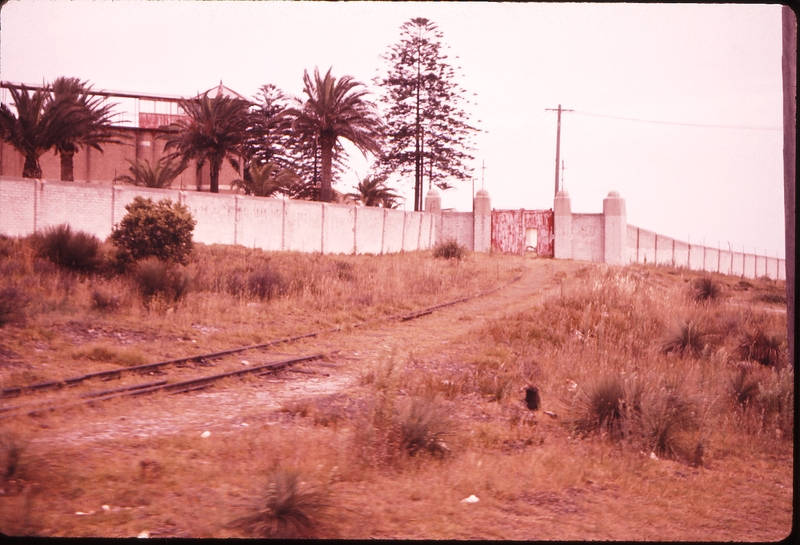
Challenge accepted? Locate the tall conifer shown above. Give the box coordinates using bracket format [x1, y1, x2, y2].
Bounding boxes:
[375, 18, 479, 211]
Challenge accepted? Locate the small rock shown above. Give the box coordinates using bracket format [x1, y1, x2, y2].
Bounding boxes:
[240, 423, 249, 427]
[650, 452, 658, 460]
[460, 495, 480, 504]
[543, 411, 558, 419]
[201, 431, 211, 438]
[242, 360, 250, 366]
[102, 505, 110, 513]
[137, 531, 150, 538]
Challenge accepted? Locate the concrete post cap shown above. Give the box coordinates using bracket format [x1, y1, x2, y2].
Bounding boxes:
[556, 189, 570, 198]
[607, 190, 621, 198]
[425, 188, 440, 197]
[475, 188, 490, 198]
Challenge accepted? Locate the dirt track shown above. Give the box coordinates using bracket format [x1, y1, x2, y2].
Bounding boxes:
[29, 257, 578, 447]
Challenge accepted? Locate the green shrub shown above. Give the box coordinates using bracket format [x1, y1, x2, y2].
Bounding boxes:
[132, 257, 191, 303]
[0, 287, 29, 327]
[433, 240, 467, 260]
[110, 196, 196, 268]
[33, 224, 103, 273]
[232, 467, 330, 538]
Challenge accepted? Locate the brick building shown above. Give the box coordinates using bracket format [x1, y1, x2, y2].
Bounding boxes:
[0, 81, 244, 191]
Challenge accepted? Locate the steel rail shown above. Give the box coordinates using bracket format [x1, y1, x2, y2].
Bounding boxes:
[0, 353, 325, 420]
[1, 272, 524, 401]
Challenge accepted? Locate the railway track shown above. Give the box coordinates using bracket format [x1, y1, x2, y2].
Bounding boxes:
[0, 272, 523, 420]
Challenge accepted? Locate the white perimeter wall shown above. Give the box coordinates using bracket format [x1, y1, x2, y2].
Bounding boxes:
[440, 210, 474, 250]
[0, 177, 434, 255]
[626, 224, 785, 280]
[572, 214, 604, 264]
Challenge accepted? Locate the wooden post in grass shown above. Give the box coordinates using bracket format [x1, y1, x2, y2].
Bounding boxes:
[782, 6, 796, 365]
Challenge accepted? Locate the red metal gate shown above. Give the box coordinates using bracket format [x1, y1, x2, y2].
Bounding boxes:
[491, 209, 554, 256]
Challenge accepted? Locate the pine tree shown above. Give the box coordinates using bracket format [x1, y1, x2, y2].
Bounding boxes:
[375, 17, 479, 211]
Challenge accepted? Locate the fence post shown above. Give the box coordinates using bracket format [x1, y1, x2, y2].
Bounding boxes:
[672, 238, 675, 267]
[636, 227, 640, 263]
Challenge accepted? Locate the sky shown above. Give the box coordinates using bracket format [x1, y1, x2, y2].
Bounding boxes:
[0, 1, 788, 258]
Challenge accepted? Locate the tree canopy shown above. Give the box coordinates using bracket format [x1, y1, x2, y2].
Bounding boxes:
[50, 77, 122, 182]
[347, 174, 401, 208]
[0, 83, 104, 179]
[282, 67, 384, 203]
[375, 17, 480, 210]
[161, 92, 251, 193]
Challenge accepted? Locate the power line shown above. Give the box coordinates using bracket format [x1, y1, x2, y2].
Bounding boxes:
[572, 110, 781, 131]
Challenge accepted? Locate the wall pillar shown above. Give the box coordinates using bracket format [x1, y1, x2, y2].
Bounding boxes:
[603, 190, 626, 265]
[554, 189, 573, 259]
[424, 187, 442, 245]
[473, 188, 491, 252]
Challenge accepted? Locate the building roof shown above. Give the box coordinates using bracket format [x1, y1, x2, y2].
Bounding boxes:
[199, 81, 249, 101]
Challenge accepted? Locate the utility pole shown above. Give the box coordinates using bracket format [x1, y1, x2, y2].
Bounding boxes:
[546, 104, 573, 196]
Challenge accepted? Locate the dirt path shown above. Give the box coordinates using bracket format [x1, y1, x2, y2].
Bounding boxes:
[27, 257, 583, 447]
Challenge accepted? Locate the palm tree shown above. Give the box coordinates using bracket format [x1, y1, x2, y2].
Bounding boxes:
[161, 92, 251, 193]
[347, 174, 400, 207]
[113, 156, 188, 188]
[0, 83, 87, 178]
[232, 160, 299, 197]
[50, 77, 122, 181]
[282, 67, 384, 203]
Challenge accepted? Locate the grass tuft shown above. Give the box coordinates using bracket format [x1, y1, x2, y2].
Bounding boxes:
[0, 286, 29, 327]
[661, 314, 716, 357]
[393, 395, 454, 457]
[32, 224, 103, 273]
[634, 384, 700, 460]
[91, 288, 122, 312]
[730, 328, 784, 367]
[691, 275, 723, 303]
[568, 373, 630, 440]
[232, 467, 330, 538]
[0, 430, 27, 481]
[132, 257, 191, 303]
[433, 240, 467, 260]
[248, 266, 283, 301]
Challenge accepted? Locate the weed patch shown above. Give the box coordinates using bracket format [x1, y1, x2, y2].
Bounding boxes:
[433, 240, 467, 260]
[0, 286, 29, 327]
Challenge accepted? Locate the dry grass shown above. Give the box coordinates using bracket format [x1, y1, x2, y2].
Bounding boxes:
[0, 237, 791, 539]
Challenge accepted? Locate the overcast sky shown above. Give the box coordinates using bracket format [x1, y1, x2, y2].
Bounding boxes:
[0, 1, 787, 258]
